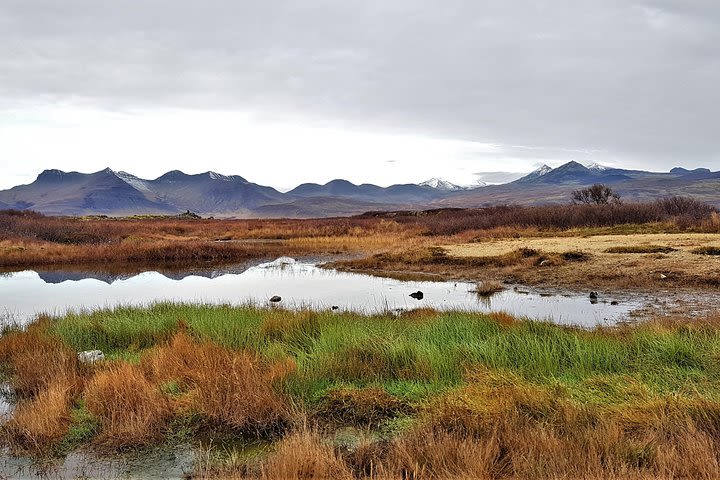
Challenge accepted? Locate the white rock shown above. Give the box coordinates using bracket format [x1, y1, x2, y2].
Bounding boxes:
[78, 350, 105, 364]
[265, 256, 297, 267]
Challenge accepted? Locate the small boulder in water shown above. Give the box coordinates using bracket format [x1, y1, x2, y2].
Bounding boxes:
[78, 350, 105, 364]
[409, 291, 424, 300]
[589, 292, 598, 300]
[267, 257, 296, 268]
[270, 295, 282, 303]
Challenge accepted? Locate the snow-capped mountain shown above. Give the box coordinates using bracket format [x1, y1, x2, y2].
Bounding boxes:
[115, 171, 152, 192]
[4, 161, 720, 217]
[586, 162, 609, 171]
[419, 178, 483, 191]
[514, 164, 552, 183]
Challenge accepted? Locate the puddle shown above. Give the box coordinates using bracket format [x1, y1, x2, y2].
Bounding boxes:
[0, 445, 196, 479]
[0, 260, 640, 326]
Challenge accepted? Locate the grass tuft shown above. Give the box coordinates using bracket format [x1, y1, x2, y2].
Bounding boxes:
[84, 362, 171, 448]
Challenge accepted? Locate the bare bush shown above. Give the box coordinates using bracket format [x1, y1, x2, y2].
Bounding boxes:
[571, 184, 621, 205]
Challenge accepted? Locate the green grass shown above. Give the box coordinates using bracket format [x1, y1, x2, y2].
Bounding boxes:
[55, 401, 99, 454]
[44, 304, 720, 405]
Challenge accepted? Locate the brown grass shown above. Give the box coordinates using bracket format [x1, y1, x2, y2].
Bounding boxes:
[472, 280, 504, 296]
[4, 380, 74, 453]
[259, 310, 321, 345]
[377, 370, 720, 479]
[319, 339, 433, 383]
[141, 333, 294, 435]
[0, 323, 80, 398]
[330, 232, 720, 291]
[313, 387, 413, 428]
[0, 210, 428, 268]
[84, 363, 171, 448]
[258, 428, 354, 480]
[3, 199, 718, 271]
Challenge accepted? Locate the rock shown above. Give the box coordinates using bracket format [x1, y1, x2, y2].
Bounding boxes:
[610, 301, 619, 306]
[78, 350, 104, 364]
[659, 273, 668, 279]
[178, 210, 201, 219]
[267, 257, 296, 267]
[331, 305, 339, 310]
[409, 291, 424, 300]
[269, 295, 282, 303]
[589, 292, 599, 300]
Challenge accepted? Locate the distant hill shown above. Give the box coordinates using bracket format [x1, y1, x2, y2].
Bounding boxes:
[288, 179, 442, 203]
[439, 162, 720, 208]
[1, 162, 719, 217]
[0, 168, 176, 216]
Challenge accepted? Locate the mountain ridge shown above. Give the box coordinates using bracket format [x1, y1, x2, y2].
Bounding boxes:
[1, 162, 719, 218]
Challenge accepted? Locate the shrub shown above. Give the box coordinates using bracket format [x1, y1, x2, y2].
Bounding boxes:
[572, 184, 621, 205]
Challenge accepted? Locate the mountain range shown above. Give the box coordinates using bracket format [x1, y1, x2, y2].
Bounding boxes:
[1, 161, 719, 217]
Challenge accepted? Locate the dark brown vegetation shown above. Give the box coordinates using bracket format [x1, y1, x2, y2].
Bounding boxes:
[605, 245, 678, 254]
[362, 196, 718, 235]
[694, 246, 720, 256]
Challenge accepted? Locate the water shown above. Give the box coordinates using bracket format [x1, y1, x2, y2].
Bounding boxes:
[0, 445, 196, 479]
[0, 259, 639, 326]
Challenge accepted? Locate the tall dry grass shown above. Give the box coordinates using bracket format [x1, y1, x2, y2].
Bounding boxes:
[258, 428, 354, 480]
[84, 362, 171, 448]
[141, 332, 294, 435]
[4, 381, 74, 453]
[0, 323, 80, 398]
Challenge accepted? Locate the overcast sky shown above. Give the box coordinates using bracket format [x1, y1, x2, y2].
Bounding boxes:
[1, 1, 718, 190]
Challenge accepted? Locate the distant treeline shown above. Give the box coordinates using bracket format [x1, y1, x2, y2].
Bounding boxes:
[360, 196, 719, 235]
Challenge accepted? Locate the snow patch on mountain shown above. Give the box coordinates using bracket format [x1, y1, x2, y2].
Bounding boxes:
[419, 178, 481, 191]
[586, 162, 609, 171]
[534, 164, 552, 176]
[115, 171, 152, 192]
[208, 171, 232, 181]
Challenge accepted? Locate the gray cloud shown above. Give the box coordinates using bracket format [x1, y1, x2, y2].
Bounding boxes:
[1, 0, 719, 169]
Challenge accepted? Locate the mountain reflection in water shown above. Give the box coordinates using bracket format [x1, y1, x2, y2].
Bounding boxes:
[0, 259, 639, 326]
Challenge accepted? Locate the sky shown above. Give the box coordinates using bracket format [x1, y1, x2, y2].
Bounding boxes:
[1, 0, 719, 190]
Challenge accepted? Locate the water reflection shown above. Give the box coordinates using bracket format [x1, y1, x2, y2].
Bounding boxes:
[0, 260, 639, 326]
